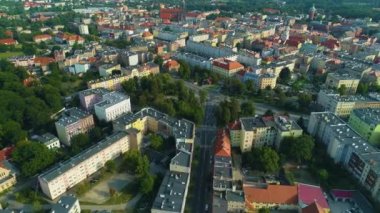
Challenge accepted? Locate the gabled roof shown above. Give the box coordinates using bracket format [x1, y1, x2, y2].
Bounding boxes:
[214, 129, 231, 158]
[244, 185, 298, 206]
[0, 38, 17, 45]
[212, 59, 244, 71]
[298, 183, 329, 209]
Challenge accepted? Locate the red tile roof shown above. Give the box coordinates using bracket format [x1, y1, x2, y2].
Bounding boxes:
[0, 146, 15, 161]
[228, 120, 241, 130]
[298, 184, 329, 209]
[34, 57, 55, 66]
[142, 31, 153, 37]
[244, 185, 298, 207]
[164, 59, 180, 69]
[214, 129, 231, 158]
[0, 38, 17, 45]
[212, 59, 244, 71]
[34, 34, 52, 41]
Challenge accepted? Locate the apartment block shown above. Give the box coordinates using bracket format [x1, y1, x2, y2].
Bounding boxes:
[112, 108, 195, 213]
[325, 72, 360, 94]
[243, 70, 277, 90]
[274, 115, 303, 150]
[88, 74, 132, 91]
[308, 112, 380, 201]
[98, 63, 121, 77]
[50, 195, 81, 213]
[38, 132, 130, 200]
[317, 90, 380, 117]
[213, 130, 233, 192]
[55, 108, 95, 146]
[349, 108, 380, 145]
[94, 92, 131, 122]
[239, 116, 277, 152]
[211, 58, 244, 77]
[79, 88, 110, 111]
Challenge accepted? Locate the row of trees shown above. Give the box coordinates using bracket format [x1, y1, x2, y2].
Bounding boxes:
[122, 74, 205, 124]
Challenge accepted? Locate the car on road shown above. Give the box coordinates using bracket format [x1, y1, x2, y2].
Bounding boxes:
[205, 204, 209, 211]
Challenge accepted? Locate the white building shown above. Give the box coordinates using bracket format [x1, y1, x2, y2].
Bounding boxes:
[94, 92, 131, 122]
[35, 133, 60, 149]
[50, 195, 81, 213]
[68, 62, 90, 75]
[78, 24, 89, 35]
[38, 132, 130, 200]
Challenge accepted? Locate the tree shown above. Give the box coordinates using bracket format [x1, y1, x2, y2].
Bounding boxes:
[89, 127, 104, 142]
[70, 133, 90, 155]
[123, 149, 141, 173]
[12, 141, 57, 177]
[240, 101, 255, 116]
[139, 174, 155, 194]
[318, 169, 329, 183]
[258, 208, 270, 213]
[199, 89, 208, 104]
[280, 135, 315, 163]
[178, 60, 191, 80]
[338, 84, 348, 96]
[22, 43, 37, 55]
[105, 160, 116, 173]
[298, 93, 312, 111]
[279, 67, 291, 83]
[150, 134, 164, 150]
[357, 82, 369, 95]
[264, 109, 274, 116]
[243, 147, 280, 173]
[136, 155, 150, 177]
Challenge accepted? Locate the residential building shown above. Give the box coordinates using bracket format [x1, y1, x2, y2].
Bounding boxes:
[119, 51, 139, 67]
[50, 195, 81, 213]
[274, 115, 303, 150]
[0, 38, 17, 46]
[98, 64, 121, 77]
[164, 59, 180, 72]
[213, 130, 233, 192]
[38, 132, 130, 200]
[55, 107, 95, 146]
[35, 133, 60, 149]
[55, 32, 84, 46]
[79, 88, 110, 111]
[0, 166, 16, 193]
[33, 34, 52, 43]
[68, 62, 90, 74]
[349, 108, 380, 145]
[78, 24, 89, 35]
[307, 112, 380, 201]
[325, 72, 360, 94]
[244, 184, 298, 211]
[239, 116, 277, 152]
[317, 90, 380, 117]
[94, 92, 131, 122]
[88, 74, 132, 91]
[211, 58, 244, 77]
[243, 69, 277, 90]
[226, 190, 245, 212]
[112, 108, 195, 213]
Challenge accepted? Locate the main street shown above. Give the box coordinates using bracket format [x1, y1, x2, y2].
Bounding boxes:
[193, 102, 217, 213]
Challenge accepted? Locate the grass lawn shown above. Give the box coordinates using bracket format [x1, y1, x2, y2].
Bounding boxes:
[0, 51, 23, 59]
[105, 181, 139, 205]
[288, 168, 319, 185]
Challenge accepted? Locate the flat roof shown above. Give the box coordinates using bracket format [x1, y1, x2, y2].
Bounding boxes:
[39, 132, 129, 182]
[151, 171, 189, 212]
[55, 107, 92, 127]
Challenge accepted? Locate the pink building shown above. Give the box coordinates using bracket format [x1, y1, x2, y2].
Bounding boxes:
[79, 88, 110, 111]
[55, 107, 95, 146]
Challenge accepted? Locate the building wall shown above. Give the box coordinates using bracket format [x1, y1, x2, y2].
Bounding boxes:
[95, 99, 131, 122]
[39, 134, 130, 200]
[349, 113, 380, 145]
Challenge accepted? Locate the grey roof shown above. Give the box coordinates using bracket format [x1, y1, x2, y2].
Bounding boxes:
[55, 107, 92, 127]
[327, 71, 360, 80]
[275, 115, 302, 131]
[94, 91, 130, 109]
[226, 190, 245, 202]
[39, 132, 128, 182]
[352, 191, 375, 213]
[78, 88, 110, 97]
[152, 171, 189, 212]
[171, 149, 191, 168]
[351, 108, 380, 126]
[50, 195, 78, 213]
[113, 107, 194, 140]
[36, 133, 59, 146]
[240, 117, 267, 130]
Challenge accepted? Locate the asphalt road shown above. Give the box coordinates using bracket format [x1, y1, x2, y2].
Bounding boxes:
[193, 102, 217, 213]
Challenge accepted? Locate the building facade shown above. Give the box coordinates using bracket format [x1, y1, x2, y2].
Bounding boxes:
[38, 132, 130, 200]
[55, 108, 95, 146]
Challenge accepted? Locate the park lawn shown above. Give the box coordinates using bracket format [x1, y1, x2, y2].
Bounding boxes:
[105, 181, 139, 205]
[0, 51, 23, 59]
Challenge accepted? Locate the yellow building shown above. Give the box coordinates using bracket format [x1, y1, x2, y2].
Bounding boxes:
[211, 58, 244, 77]
[325, 72, 360, 94]
[0, 166, 16, 193]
